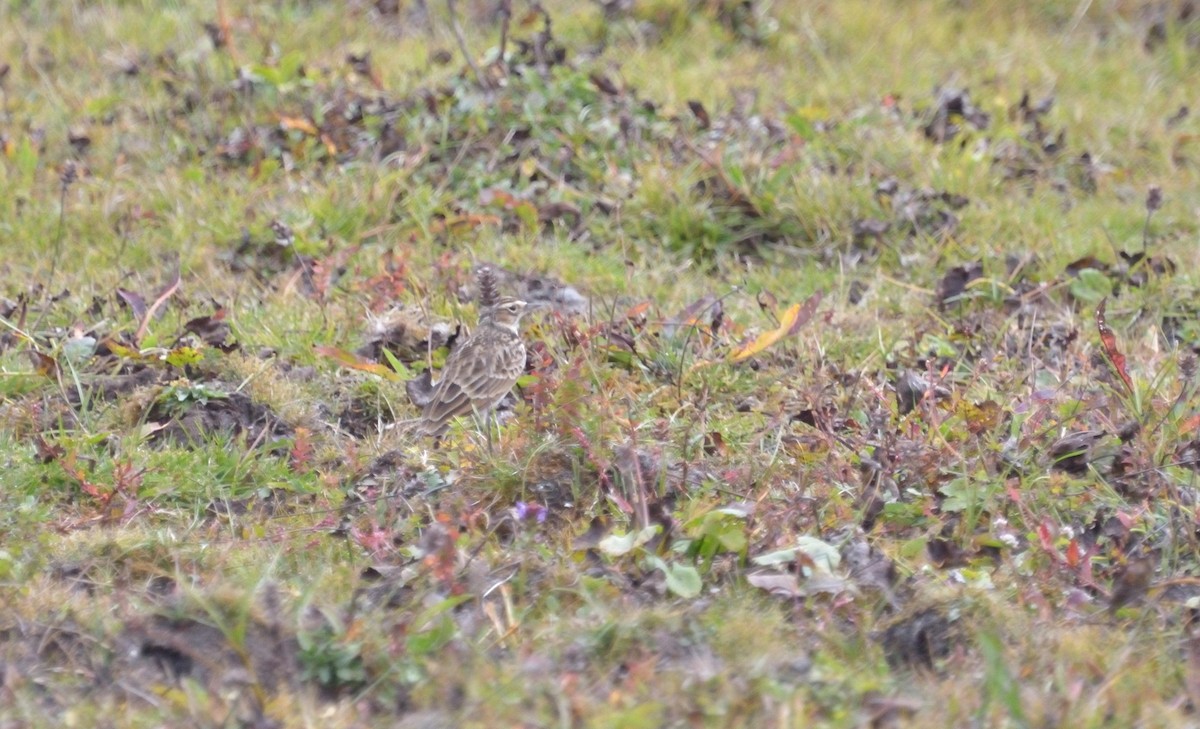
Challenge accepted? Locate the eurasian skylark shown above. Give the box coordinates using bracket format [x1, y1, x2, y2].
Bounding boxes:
[418, 294, 530, 438]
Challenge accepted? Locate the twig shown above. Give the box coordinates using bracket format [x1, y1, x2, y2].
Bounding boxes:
[446, 0, 487, 89]
[626, 411, 650, 532]
[496, 0, 513, 74]
[1066, 0, 1093, 35]
[134, 266, 182, 345]
[0, 63, 10, 122]
[215, 0, 242, 64]
[1142, 185, 1162, 253]
[682, 136, 765, 219]
[33, 162, 77, 332]
[675, 286, 740, 401]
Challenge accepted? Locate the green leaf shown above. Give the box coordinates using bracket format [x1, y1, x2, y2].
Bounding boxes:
[716, 527, 746, 554]
[751, 535, 841, 575]
[752, 547, 800, 566]
[182, 164, 205, 185]
[407, 594, 472, 657]
[513, 200, 539, 230]
[651, 557, 702, 598]
[900, 536, 928, 560]
[84, 94, 121, 119]
[1069, 268, 1112, 303]
[664, 563, 701, 598]
[407, 617, 455, 656]
[381, 348, 412, 378]
[684, 509, 749, 559]
[938, 477, 977, 513]
[880, 501, 925, 527]
[598, 525, 661, 557]
[795, 536, 840, 575]
[713, 505, 753, 518]
[785, 111, 816, 140]
[606, 349, 635, 368]
[413, 593, 473, 627]
[15, 135, 38, 181]
[979, 630, 1026, 724]
[726, 163, 746, 189]
[62, 336, 97, 365]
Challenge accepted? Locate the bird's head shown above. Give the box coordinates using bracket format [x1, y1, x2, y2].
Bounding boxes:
[485, 296, 529, 332]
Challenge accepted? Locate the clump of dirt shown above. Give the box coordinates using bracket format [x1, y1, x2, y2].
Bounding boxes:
[874, 601, 966, 670]
[119, 610, 296, 693]
[356, 305, 459, 364]
[142, 382, 293, 447]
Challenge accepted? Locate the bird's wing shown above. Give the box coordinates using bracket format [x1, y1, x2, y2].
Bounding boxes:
[493, 336, 526, 380]
[420, 336, 523, 434]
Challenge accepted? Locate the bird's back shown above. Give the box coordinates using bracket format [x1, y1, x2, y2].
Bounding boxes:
[419, 324, 526, 435]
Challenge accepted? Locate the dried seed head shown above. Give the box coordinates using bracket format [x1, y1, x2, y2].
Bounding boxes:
[59, 160, 78, 188]
[1146, 185, 1163, 213]
[1182, 353, 1197, 381]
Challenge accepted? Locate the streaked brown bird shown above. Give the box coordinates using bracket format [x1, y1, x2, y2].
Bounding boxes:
[418, 295, 529, 439]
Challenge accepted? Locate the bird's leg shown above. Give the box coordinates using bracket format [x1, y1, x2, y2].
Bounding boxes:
[471, 406, 495, 455]
[485, 407, 496, 455]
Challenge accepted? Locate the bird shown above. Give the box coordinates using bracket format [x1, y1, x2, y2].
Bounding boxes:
[417, 294, 530, 441]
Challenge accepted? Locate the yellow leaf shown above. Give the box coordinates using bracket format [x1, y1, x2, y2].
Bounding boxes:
[103, 340, 145, 360]
[320, 133, 337, 156]
[729, 291, 822, 362]
[278, 115, 319, 135]
[315, 345, 403, 382]
[164, 346, 204, 368]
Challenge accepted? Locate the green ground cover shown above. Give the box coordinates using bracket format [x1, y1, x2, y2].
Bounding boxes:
[4, 0, 1200, 726]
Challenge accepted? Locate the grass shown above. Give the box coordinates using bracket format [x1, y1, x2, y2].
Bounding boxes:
[4, 0, 1200, 726]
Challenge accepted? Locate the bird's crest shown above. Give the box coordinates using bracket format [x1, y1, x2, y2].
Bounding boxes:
[477, 266, 499, 308]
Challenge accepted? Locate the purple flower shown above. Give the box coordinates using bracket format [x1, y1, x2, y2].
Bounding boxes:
[514, 501, 548, 523]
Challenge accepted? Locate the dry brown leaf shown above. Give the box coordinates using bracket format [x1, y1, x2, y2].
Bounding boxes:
[1096, 298, 1133, 394]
